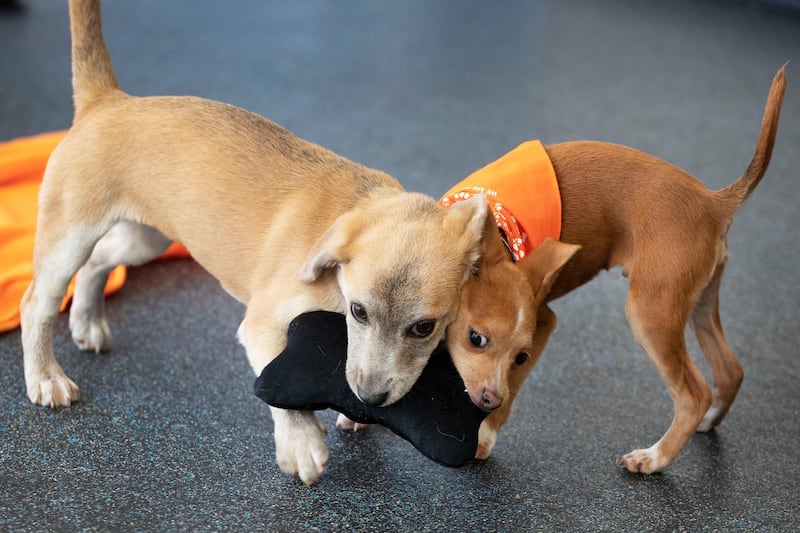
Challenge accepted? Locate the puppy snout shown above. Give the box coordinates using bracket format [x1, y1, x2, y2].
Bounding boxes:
[479, 388, 503, 411]
[356, 385, 389, 406]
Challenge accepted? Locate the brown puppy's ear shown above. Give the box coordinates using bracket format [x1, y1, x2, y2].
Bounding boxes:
[445, 194, 490, 280]
[523, 237, 581, 302]
[299, 211, 364, 282]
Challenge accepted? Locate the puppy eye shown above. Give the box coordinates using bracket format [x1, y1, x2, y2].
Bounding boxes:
[407, 319, 436, 338]
[469, 329, 488, 348]
[515, 352, 529, 365]
[350, 302, 368, 324]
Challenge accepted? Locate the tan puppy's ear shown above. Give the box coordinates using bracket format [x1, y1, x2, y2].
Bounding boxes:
[477, 202, 506, 269]
[299, 211, 364, 282]
[445, 194, 490, 278]
[523, 237, 581, 302]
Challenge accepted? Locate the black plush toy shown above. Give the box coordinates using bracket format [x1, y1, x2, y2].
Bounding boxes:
[253, 311, 488, 468]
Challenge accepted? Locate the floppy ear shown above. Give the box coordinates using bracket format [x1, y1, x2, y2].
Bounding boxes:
[445, 194, 490, 279]
[299, 211, 364, 283]
[523, 237, 581, 302]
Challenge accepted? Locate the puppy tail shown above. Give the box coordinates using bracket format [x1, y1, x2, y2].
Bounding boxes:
[718, 63, 787, 211]
[69, 0, 121, 114]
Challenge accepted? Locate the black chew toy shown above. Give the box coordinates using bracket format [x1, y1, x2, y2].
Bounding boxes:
[253, 311, 487, 468]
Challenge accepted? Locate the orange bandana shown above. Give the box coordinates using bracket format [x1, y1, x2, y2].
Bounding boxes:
[439, 140, 561, 261]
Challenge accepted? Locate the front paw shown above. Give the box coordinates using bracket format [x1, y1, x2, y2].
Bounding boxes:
[335, 413, 370, 432]
[475, 421, 498, 460]
[69, 310, 112, 353]
[617, 445, 668, 474]
[27, 372, 81, 408]
[274, 414, 329, 486]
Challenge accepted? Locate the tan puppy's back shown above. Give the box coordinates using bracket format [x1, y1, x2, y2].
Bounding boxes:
[45, 94, 405, 301]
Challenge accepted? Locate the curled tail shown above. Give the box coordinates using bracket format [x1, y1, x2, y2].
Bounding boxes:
[69, 0, 120, 114]
[718, 64, 787, 211]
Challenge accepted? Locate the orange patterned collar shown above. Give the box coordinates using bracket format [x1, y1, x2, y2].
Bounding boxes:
[439, 140, 561, 262]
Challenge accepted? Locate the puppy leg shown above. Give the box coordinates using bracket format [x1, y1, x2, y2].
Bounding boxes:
[620, 282, 712, 473]
[238, 304, 329, 486]
[476, 305, 557, 459]
[270, 406, 330, 485]
[22, 222, 111, 407]
[70, 221, 172, 353]
[690, 262, 743, 432]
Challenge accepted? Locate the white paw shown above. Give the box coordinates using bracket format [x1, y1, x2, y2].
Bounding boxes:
[475, 422, 498, 460]
[27, 372, 81, 408]
[335, 413, 370, 432]
[69, 311, 112, 353]
[696, 404, 724, 433]
[618, 444, 668, 474]
[274, 414, 329, 486]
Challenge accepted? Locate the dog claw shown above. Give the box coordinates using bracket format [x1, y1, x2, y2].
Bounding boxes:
[28, 374, 81, 408]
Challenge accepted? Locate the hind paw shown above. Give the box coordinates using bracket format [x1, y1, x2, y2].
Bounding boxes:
[70, 312, 112, 353]
[696, 403, 728, 432]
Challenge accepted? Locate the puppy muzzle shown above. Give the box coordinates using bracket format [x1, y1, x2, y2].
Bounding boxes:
[356, 385, 389, 406]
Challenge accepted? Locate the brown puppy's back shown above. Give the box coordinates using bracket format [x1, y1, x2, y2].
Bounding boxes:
[544, 141, 726, 301]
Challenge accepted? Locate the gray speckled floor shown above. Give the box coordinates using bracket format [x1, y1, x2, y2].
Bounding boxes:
[1, 0, 799, 531]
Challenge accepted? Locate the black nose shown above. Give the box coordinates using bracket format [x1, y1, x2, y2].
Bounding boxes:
[357, 385, 389, 406]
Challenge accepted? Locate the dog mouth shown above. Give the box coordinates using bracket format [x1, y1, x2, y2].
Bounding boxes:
[356, 384, 389, 406]
[347, 372, 402, 407]
[347, 356, 426, 407]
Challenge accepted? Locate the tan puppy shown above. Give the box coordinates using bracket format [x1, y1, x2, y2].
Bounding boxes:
[446, 66, 786, 473]
[21, 0, 489, 485]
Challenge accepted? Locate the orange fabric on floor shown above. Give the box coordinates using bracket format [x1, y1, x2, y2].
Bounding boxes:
[439, 140, 561, 262]
[0, 131, 189, 333]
